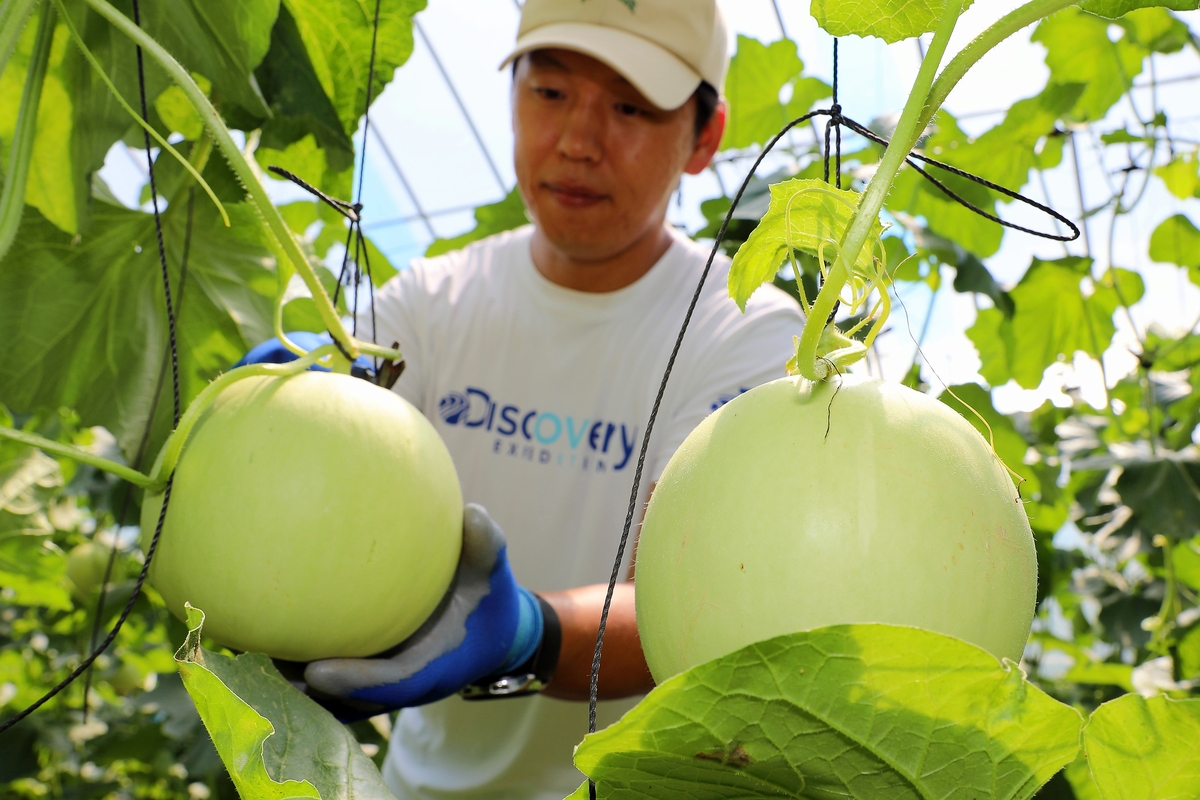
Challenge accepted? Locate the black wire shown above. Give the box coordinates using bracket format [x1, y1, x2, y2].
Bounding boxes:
[836, 114, 1081, 242]
[83, 189, 196, 722]
[0, 0, 181, 736]
[585, 110, 822, 800]
[356, 0, 383, 351]
[132, 3, 180, 424]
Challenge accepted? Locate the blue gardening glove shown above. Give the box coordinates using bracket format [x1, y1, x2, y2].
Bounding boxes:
[302, 504, 546, 715]
[235, 332, 375, 375]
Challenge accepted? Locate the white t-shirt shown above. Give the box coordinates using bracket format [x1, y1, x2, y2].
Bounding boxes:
[367, 225, 802, 800]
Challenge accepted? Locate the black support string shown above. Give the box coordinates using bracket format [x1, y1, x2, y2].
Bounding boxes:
[82, 189, 196, 723]
[0, 0, 180, 735]
[586, 86, 1080, 800]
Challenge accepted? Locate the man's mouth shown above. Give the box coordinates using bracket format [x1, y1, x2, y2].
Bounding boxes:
[543, 182, 608, 209]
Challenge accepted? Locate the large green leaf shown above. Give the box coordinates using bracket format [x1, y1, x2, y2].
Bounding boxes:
[729, 178, 884, 311]
[1032, 8, 1147, 123]
[254, 3, 355, 176]
[1116, 460, 1200, 542]
[426, 186, 529, 257]
[0, 196, 276, 463]
[572, 625, 1081, 800]
[176, 605, 392, 800]
[281, 0, 425, 140]
[1082, 694, 1200, 797]
[1116, 7, 1195, 53]
[965, 258, 1142, 389]
[810, 0, 961, 43]
[721, 36, 830, 151]
[1079, 0, 1200, 20]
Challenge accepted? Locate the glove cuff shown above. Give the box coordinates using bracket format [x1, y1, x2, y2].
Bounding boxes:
[461, 592, 561, 700]
[500, 586, 545, 673]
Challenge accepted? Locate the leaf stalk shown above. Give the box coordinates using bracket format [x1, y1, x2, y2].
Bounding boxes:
[0, 426, 155, 488]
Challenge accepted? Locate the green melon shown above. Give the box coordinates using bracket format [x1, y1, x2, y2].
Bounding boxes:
[635, 375, 1037, 682]
[141, 371, 462, 661]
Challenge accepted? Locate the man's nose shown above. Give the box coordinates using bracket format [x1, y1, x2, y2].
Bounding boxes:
[557, 93, 605, 163]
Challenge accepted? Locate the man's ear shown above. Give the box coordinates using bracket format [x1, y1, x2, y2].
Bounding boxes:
[684, 99, 727, 176]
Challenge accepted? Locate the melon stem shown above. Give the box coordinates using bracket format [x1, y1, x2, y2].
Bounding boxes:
[146, 345, 340, 491]
[794, 0, 964, 381]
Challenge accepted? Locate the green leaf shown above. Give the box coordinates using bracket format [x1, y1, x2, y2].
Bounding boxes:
[426, 187, 529, 257]
[1174, 537, 1200, 592]
[721, 36, 830, 150]
[1117, 7, 1194, 52]
[1155, 154, 1200, 200]
[1149, 215, 1200, 282]
[729, 178, 884, 311]
[1079, 0, 1199, 20]
[1063, 754, 1104, 800]
[253, 3, 354, 174]
[810, 0, 965, 43]
[574, 625, 1082, 800]
[1083, 694, 1200, 797]
[973, 257, 1126, 390]
[154, 74, 210, 139]
[281, 0, 424, 140]
[1180, 623, 1200, 680]
[176, 605, 392, 799]
[0, 198, 276, 463]
[1032, 8, 1147, 122]
[256, 131, 350, 199]
[1062, 661, 1134, 691]
[1100, 128, 1145, 145]
[176, 607, 321, 799]
[1117, 461, 1200, 541]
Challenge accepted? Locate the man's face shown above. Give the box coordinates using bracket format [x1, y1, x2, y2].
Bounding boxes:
[512, 49, 723, 263]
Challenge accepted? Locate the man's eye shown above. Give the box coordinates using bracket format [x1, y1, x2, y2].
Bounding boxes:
[536, 87, 565, 100]
[615, 103, 643, 117]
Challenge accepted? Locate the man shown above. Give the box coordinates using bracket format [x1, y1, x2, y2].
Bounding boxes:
[250, 0, 803, 796]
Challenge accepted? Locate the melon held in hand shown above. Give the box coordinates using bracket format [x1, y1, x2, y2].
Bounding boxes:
[634, 374, 1037, 682]
[141, 371, 462, 662]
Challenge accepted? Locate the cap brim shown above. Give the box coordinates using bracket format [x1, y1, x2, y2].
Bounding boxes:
[500, 22, 701, 111]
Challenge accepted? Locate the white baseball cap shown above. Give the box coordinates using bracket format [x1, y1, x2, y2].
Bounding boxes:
[500, 0, 729, 111]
